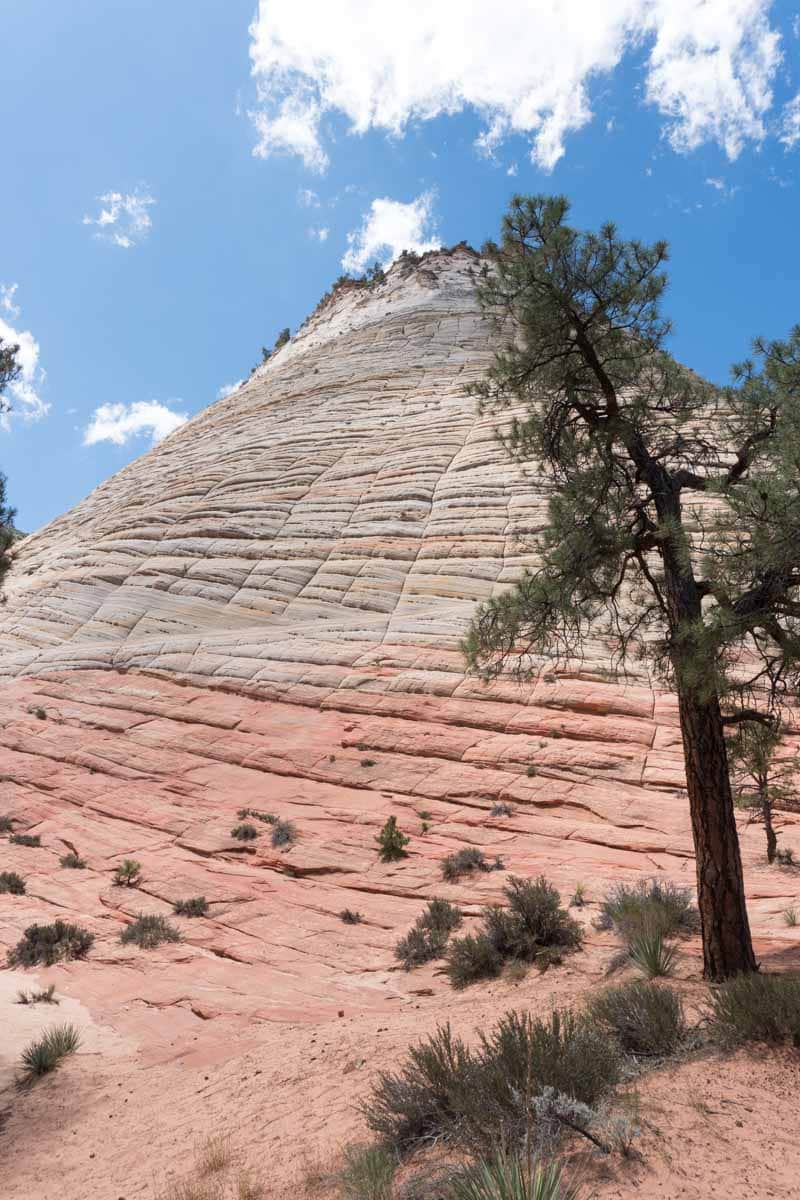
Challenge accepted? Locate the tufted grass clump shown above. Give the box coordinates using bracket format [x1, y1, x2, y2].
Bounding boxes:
[0, 870, 26, 895]
[445, 876, 581, 989]
[120, 913, 182, 949]
[113, 859, 142, 886]
[449, 1155, 579, 1200]
[783, 906, 798, 927]
[173, 896, 209, 917]
[598, 878, 697, 941]
[441, 847, 501, 883]
[20, 1023, 80, 1080]
[338, 1143, 396, 1200]
[340, 909, 363, 924]
[706, 972, 800, 1047]
[17, 984, 58, 1005]
[60, 852, 87, 869]
[8, 920, 94, 967]
[231, 823, 258, 841]
[587, 979, 685, 1056]
[364, 1008, 619, 1156]
[628, 930, 677, 978]
[10, 833, 41, 847]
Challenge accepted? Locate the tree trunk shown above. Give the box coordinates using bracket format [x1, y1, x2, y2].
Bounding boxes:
[678, 691, 758, 980]
[761, 793, 778, 864]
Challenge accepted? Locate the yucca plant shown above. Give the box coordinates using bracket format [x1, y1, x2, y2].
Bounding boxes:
[20, 1023, 80, 1079]
[449, 1154, 579, 1200]
[628, 930, 677, 978]
[783, 907, 798, 928]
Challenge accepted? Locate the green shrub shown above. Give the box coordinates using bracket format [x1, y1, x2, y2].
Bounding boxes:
[113, 859, 142, 886]
[173, 896, 209, 917]
[0, 815, 13, 832]
[376, 816, 409, 863]
[587, 980, 685, 1056]
[8, 920, 94, 966]
[449, 1155, 579, 1200]
[418, 899, 463, 935]
[339, 1143, 396, 1200]
[33, 706, 47, 720]
[20, 1023, 80, 1079]
[237, 808, 275, 824]
[271, 818, 296, 848]
[395, 925, 449, 970]
[10, 833, 41, 847]
[441, 847, 496, 882]
[445, 877, 581, 988]
[231, 823, 258, 841]
[706, 972, 800, 1046]
[364, 1008, 619, 1156]
[361, 758, 377, 768]
[628, 930, 677, 978]
[570, 883, 587, 908]
[598, 878, 697, 941]
[490, 802, 514, 818]
[340, 908, 363, 924]
[445, 933, 503, 988]
[60, 852, 86, 869]
[120, 913, 182, 949]
[0, 870, 26, 894]
[776, 847, 795, 866]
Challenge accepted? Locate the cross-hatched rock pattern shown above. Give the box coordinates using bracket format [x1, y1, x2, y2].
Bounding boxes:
[1, 246, 562, 689]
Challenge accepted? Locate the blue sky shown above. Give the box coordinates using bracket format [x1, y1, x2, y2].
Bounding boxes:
[2, 0, 799, 533]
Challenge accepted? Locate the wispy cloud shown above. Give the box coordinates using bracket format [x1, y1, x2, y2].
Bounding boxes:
[249, 0, 782, 172]
[308, 225, 329, 242]
[83, 188, 155, 248]
[216, 380, 244, 400]
[298, 187, 320, 207]
[342, 192, 440, 275]
[83, 400, 187, 446]
[780, 93, 800, 149]
[0, 283, 48, 429]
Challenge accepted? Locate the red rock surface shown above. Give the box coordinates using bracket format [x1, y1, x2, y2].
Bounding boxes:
[2, 251, 800, 1198]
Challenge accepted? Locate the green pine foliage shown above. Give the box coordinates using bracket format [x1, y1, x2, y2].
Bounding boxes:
[376, 816, 409, 863]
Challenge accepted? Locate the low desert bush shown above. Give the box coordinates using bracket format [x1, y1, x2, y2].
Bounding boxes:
[419, 898, 463, 935]
[445, 877, 581, 988]
[8, 920, 94, 966]
[441, 847, 497, 882]
[174, 896, 209, 917]
[776, 847, 796, 867]
[706, 972, 800, 1046]
[448, 1154, 579, 1200]
[628, 930, 677, 979]
[339, 1143, 396, 1200]
[60, 852, 87, 869]
[10, 833, 41, 847]
[361, 758, 377, 768]
[113, 859, 142, 886]
[231, 823, 258, 841]
[17, 984, 58, 1005]
[0, 814, 13, 832]
[490, 802, 514, 818]
[587, 980, 685, 1056]
[364, 1008, 619, 1156]
[271, 818, 296, 848]
[376, 816, 409, 863]
[570, 884, 587, 908]
[237, 808, 275, 824]
[33, 706, 47, 719]
[20, 1023, 80, 1079]
[120, 913, 182, 949]
[598, 878, 697, 941]
[395, 925, 449, 970]
[340, 909, 363, 924]
[0, 870, 26, 894]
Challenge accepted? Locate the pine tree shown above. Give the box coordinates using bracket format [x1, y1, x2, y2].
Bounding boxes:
[0, 336, 20, 595]
[376, 816, 410, 863]
[465, 195, 800, 980]
[727, 721, 799, 864]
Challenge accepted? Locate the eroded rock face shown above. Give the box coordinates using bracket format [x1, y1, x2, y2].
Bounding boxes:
[2, 249, 800, 1199]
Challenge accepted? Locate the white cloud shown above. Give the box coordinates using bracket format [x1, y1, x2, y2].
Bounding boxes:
[298, 187, 320, 207]
[507, 163, 519, 176]
[248, 1, 783, 172]
[216, 380, 244, 400]
[342, 192, 440, 274]
[308, 225, 329, 242]
[780, 92, 800, 148]
[0, 284, 48, 429]
[83, 400, 188, 447]
[83, 188, 155, 248]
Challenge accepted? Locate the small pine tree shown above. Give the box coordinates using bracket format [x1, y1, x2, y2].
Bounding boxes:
[376, 816, 410, 863]
[727, 721, 799, 863]
[273, 327, 291, 351]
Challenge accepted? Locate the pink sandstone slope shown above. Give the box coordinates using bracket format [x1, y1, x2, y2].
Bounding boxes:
[1, 249, 799, 1199]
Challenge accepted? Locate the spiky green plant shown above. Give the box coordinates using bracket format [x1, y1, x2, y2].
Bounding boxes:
[628, 931, 677, 978]
[20, 1023, 80, 1079]
[448, 1154, 579, 1200]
